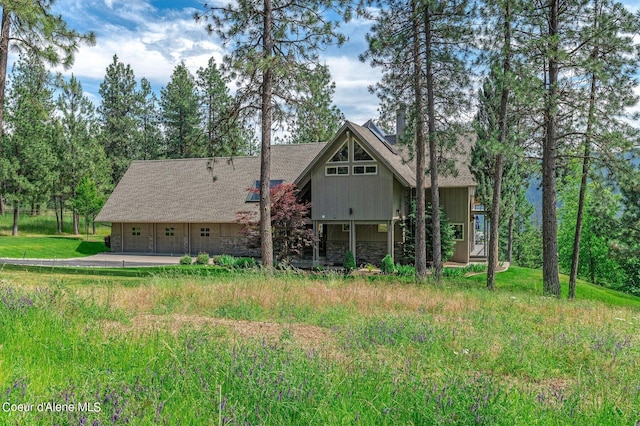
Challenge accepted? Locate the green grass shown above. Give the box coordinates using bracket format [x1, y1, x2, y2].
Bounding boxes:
[0, 209, 110, 237]
[467, 266, 640, 310]
[1, 268, 640, 424]
[0, 236, 108, 259]
[0, 210, 110, 258]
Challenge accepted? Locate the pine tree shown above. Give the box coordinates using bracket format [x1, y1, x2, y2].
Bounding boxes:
[566, 0, 640, 298]
[1, 53, 57, 235]
[0, 0, 94, 214]
[286, 64, 344, 144]
[195, 0, 350, 268]
[195, 57, 252, 157]
[54, 74, 108, 235]
[137, 78, 163, 160]
[362, 0, 474, 282]
[98, 55, 143, 185]
[160, 62, 201, 158]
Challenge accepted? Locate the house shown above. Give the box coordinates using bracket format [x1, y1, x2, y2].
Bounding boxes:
[95, 119, 479, 265]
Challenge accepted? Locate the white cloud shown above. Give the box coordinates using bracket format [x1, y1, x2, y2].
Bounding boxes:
[54, 2, 223, 92]
[51, 0, 383, 122]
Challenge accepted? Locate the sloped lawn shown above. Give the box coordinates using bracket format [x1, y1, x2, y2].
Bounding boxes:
[0, 236, 108, 259]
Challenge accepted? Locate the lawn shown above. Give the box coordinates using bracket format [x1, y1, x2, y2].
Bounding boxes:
[1, 268, 639, 425]
[0, 236, 108, 259]
[0, 210, 109, 258]
[468, 266, 640, 310]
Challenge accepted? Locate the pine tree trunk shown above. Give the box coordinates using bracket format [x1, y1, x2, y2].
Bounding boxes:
[0, 11, 9, 218]
[73, 210, 80, 235]
[59, 200, 64, 234]
[55, 196, 61, 233]
[259, 0, 274, 269]
[413, 0, 428, 281]
[507, 213, 514, 264]
[487, 0, 512, 291]
[542, 0, 561, 297]
[12, 201, 19, 236]
[0, 9, 9, 148]
[569, 1, 599, 300]
[425, 4, 442, 282]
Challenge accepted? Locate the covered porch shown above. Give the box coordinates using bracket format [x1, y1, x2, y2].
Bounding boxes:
[311, 220, 403, 267]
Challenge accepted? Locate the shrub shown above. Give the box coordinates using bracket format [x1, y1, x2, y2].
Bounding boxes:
[395, 264, 415, 277]
[213, 254, 237, 268]
[179, 255, 193, 265]
[443, 267, 464, 278]
[235, 257, 257, 269]
[343, 250, 356, 273]
[195, 252, 210, 265]
[381, 254, 395, 274]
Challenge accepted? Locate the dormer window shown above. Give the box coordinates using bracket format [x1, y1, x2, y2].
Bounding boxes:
[329, 143, 349, 162]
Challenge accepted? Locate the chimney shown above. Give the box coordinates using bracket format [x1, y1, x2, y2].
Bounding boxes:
[396, 103, 406, 143]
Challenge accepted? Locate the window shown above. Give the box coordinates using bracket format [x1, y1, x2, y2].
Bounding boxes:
[200, 227, 210, 237]
[165, 227, 175, 237]
[131, 227, 141, 236]
[354, 142, 373, 161]
[378, 223, 388, 233]
[246, 179, 284, 202]
[451, 223, 464, 241]
[342, 224, 350, 232]
[325, 166, 349, 176]
[353, 165, 377, 175]
[329, 143, 349, 162]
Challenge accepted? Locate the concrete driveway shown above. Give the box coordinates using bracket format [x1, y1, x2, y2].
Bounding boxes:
[0, 252, 183, 268]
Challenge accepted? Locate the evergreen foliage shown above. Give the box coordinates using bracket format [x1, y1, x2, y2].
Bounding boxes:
[1, 54, 57, 235]
[160, 62, 201, 158]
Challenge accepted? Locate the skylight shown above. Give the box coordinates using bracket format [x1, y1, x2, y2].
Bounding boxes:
[246, 179, 284, 202]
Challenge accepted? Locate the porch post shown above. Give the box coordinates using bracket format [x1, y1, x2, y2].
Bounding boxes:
[313, 220, 319, 266]
[387, 220, 394, 262]
[349, 220, 356, 263]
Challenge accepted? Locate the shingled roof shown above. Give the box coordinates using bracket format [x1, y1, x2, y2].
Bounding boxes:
[95, 143, 326, 223]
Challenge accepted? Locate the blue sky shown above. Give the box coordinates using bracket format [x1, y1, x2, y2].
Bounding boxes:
[45, 0, 640, 128]
[49, 0, 381, 126]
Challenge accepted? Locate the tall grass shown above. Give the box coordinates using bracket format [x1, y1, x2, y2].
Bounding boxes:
[0, 209, 109, 237]
[1, 271, 639, 424]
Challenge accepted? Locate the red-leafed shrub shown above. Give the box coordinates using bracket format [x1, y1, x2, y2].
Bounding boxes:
[237, 183, 315, 263]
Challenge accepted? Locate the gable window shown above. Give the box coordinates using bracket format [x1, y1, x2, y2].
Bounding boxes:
[329, 143, 349, 162]
[246, 179, 284, 202]
[131, 227, 141, 236]
[165, 227, 175, 237]
[200, 227, 210, 237]
[353, 165, 377, 175]
[354, 142, 373, 161]
[325, 166, 349, 176]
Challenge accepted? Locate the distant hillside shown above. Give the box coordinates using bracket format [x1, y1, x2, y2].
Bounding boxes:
[526, 154, 639, 224]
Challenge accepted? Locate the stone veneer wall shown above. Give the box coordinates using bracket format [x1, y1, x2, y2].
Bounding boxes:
[355, 241, 388, 266]
[326, 241, 391, 266]
[326, 241, 349, 265]
[219, 236, 260, 257]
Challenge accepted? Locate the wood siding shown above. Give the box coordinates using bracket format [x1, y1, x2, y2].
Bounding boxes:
[311, 134, 396, 221]
[430, 187, 472, 264]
